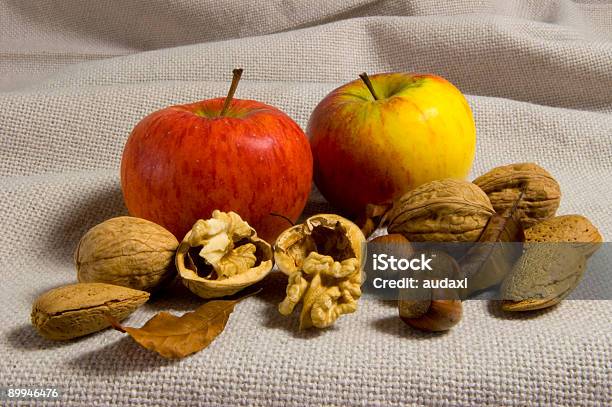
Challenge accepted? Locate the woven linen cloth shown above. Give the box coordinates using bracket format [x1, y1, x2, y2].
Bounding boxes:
[1, 1, 611, 406]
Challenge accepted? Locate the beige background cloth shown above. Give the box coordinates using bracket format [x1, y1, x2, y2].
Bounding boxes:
[1, 1, 611, 406]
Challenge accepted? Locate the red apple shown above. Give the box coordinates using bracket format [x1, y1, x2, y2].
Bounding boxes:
[308, 72, 476, 218]
[121, 69, 313, 243]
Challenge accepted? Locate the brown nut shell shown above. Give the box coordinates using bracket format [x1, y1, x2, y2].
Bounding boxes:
[274, 214, 366, 329]
[525, 215, 602, 257]
[369, 233, 411, 245]
[388, 179, 495, 242]
[31, 283, 149, 340]
[399, 292, 463, 332]
[500, 244, 586, 311]
[274, 214, 366, 276]
[176, 210, 273, 299]
[75, 216, 178, 292]
[473, 163, 561, 227]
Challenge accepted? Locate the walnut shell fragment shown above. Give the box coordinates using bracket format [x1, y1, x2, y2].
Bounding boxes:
[176, 210, 273, 299]
[525, 215, 602, 258]
[76, 217, 178, 292]
[387, 179, 495, 242]
[473, 163, 561, 227]
[31, 283, 149, 340]
[274, 214, 365, 329]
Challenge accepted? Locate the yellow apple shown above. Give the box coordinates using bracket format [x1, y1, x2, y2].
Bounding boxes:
[308, 72, 476, 217]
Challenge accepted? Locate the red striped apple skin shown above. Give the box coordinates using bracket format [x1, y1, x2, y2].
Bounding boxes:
[308, 73, 476, 218]
[121, 98, 313, 243]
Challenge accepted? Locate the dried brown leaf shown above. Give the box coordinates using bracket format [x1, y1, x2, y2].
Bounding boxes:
[108, 291, 258, 358]
[457, 190, 525, 298]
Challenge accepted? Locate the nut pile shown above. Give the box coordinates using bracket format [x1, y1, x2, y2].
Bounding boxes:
[31, 161, 603, 344]
[386, 162, 602, 331]
[31, 211, 365, 341]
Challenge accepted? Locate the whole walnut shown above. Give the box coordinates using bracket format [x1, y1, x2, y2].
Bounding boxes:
[75, 217, 178, 292]
[388, 179, 495, 242]
[473, 163, 561, 227]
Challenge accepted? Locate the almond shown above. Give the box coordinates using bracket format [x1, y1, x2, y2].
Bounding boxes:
[31, 283, 149, 340]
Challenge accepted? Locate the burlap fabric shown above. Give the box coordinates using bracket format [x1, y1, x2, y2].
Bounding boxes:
[1, 1, 611, 405]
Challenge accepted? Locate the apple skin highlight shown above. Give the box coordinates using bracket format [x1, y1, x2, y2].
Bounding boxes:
[308, 73, 476, 218]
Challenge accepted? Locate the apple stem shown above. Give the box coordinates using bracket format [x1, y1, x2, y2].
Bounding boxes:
[359, 72, 379, 101]
[220, 68, 243, 117]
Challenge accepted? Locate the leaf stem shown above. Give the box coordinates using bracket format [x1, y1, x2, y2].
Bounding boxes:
[359, 72, 380, 101]
[270, 212, 295, 227]
[104, 313, 126, 332]
[220, 68, 243, 117]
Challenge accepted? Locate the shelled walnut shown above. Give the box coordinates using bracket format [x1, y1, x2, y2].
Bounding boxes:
[175, 210, 273, 299]
[275, 214, 365, 329]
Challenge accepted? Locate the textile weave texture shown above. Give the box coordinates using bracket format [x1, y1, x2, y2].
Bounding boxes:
[1, 1, 611, 406]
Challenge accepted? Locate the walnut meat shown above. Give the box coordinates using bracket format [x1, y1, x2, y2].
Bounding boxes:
[387, 179, 495, 242]
[274, 214, 365, 329]
[473, 163, 561, 227]
[75, 217, 179, 292]
[175, 210, 273, 299]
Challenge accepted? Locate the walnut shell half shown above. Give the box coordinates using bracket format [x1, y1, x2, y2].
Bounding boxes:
[176, 210, 273, 299]
[274, 214, 366, 329]
[274, 214, 366, 276]
[388, 179, 495, 242]
[473, 162, 561, 227]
